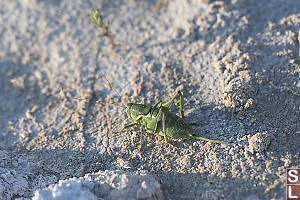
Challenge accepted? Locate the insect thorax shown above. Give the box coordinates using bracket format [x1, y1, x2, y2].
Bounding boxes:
[127, 103, 152, 119]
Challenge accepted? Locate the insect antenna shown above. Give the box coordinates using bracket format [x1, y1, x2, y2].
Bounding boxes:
[101, 73, 126, 109]
[74, 96, 124, 108]
[102, 74, 122, 99]
[60, 87, 123, 109]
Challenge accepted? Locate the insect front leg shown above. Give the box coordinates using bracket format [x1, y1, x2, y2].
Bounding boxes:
[121, 115, 143, 131]
[151, 106, 168, 144]
[121, 122, 139, 130]
[140, 124, 145, 150]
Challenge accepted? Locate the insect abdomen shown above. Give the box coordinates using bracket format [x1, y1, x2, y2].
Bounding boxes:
[145, 111, 194, 139]
[163, 112, 194, 139]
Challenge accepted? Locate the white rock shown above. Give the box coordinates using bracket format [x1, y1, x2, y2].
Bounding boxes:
[32, 170, 163, 200]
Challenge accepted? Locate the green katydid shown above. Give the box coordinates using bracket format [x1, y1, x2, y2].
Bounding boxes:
[69, 74, 228, 150]
[121, 91, 228, 150]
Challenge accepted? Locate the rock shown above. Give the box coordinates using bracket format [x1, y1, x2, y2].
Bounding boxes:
[33, 178, 97, 200]
[0, 151, 29, 200]
[32, 170, 163, 200]
[248, 132, 271, 154]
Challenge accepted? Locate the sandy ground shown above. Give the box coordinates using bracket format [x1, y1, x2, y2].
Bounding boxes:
[0, 0, 299, 199]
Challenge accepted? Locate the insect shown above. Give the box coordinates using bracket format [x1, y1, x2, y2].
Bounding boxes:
[121, 91, 228, 150]
[70, 74, 228, 150]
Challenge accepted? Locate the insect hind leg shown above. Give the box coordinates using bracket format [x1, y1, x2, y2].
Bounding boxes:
[163, 91, 186, 121]
[152, 101, 163, 135]
[162, 109, 168, 143]
[153, 100, 162, 108]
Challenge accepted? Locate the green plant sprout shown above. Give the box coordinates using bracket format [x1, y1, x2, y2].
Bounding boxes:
[91, 10, 116, 49]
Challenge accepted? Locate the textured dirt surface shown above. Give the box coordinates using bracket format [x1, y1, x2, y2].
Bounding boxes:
[0, 0, 299, 199]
